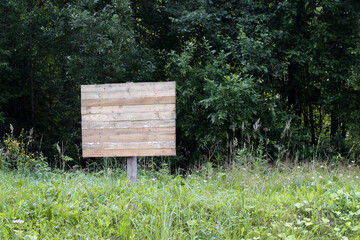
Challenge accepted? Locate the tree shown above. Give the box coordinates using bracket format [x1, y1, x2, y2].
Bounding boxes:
[1, 0, 359, 167]
[0, 0, 155, 165]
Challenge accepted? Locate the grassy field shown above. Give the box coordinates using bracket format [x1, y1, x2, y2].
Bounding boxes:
[1, 162, 360, 239]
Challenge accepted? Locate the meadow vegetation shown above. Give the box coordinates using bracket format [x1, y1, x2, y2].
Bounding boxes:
[1, 126, 360, 239]
[1, 159, 360, 239]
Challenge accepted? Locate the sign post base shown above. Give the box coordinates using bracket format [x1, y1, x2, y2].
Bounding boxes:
[127, 156, 137, 183]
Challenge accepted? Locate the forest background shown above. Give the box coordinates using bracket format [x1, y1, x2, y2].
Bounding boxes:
[1, 0, 360, 170]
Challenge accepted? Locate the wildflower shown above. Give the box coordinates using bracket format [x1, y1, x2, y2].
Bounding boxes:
[320, 165, 324, 168]
[12, 219, 24, 224]
[151, 178, 155, 181]
[203, 180, 207, 183]
[311, 177, 315, 180]
[319, 176, 323, 179]
[356, 176, 359, 179]
[328, 181, 333, 184]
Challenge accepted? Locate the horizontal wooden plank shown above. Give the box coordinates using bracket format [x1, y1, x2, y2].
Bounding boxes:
[82, 133, 175, 143]
[81, 89, 175, 100]
[83, 148, 176, 157]
[81, 104, 175, 115]
[82, 141, 175, 150]
[81, 82, 176, 93]
[82, 127, 175, 136]
[81, 111, 176, 122]
[81, 96, 176, 107]
[82, 120, 175, 130]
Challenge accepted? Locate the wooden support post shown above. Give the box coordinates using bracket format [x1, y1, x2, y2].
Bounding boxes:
[127, 156, 137, 183]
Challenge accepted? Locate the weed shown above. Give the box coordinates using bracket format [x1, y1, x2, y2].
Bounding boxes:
[0, 125, 48, 173]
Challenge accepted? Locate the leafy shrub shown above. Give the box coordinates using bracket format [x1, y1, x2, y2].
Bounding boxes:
[166, 40, 309, 165]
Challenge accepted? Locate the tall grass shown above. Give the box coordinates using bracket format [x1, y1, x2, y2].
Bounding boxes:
[1, 161, 360, 239]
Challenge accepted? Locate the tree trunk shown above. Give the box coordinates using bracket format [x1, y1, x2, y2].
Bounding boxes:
[28, 0, 35, 130]
[287, 61, 301, 116]
[309, 104, 315, 145]
[331, 111, 339, 147]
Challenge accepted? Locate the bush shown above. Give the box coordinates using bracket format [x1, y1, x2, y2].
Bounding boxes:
[166, 40, 306, 165]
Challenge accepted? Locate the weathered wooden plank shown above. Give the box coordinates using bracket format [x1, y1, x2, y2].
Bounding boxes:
[81, 89, 175, 100]
[82, 111, 176, 122]
[83, 112, 175, 122]
[81, 82, 176, 93]
[81, 104, 175, 115]
[83, 141, 175, 150]
[83, 148, 176, 157]
[81, 96, 176, 107]
[82, 120, 175, 130]
[82, 133, 175, 143]
[82, 127, 175, 135]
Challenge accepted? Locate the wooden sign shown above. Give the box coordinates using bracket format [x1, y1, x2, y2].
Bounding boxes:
[81, 82, 176, 157]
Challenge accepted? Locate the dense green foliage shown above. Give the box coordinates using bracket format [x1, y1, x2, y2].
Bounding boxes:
[1, 0, 360, 167]
[1, 163, 360, 239]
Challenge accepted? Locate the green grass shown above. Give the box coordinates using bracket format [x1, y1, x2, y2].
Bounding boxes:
[1, 162, 360, 239]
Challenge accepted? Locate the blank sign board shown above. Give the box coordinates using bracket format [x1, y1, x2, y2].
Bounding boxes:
[81, 82, 176, 157]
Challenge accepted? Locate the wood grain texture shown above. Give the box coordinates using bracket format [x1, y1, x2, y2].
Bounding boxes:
[81, 111, 176, 122]
[81, 96, 175, 107]
[82, 134, 175, 143]
[82, 127, 175, 135]
[82, 141, 175, 150]
[81, 89, 174, 100]
[81, 82, 175, 93]
[81, 104, 175, 115]
[81, 81, 176, 157]
[83, 148, 176, 157]
[82, 120, 175, 130]
[82, 127, 175, 143]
